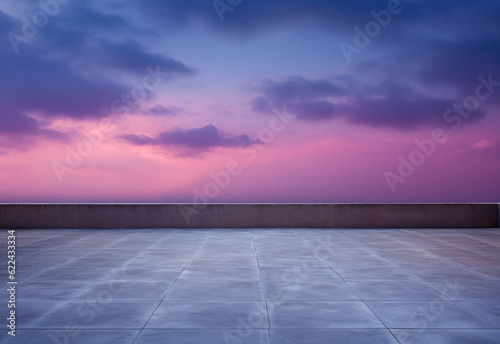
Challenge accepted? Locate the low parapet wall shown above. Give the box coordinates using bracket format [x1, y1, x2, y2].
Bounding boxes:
[0, 203, 498, 229]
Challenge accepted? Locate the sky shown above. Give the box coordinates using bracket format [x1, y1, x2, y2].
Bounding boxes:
[0, 0, 499, 203]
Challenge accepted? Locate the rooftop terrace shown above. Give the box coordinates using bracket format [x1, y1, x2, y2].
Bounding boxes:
[1, 227, 500, 343]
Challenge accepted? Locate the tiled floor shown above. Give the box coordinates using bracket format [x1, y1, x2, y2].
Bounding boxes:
[1, 228, 500, 343]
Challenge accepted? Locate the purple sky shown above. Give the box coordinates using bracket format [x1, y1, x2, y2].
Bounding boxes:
[0, 0, 499, 203]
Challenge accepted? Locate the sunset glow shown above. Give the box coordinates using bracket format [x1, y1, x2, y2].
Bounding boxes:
[1, 0, 499, 203]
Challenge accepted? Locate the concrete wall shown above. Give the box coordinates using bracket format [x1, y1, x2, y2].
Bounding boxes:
[0, 203, 498, 229]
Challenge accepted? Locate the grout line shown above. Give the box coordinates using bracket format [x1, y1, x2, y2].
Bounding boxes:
[16, 230, 143, 330]
[252, 229, 272, 331]
[131, 229, 211, 344]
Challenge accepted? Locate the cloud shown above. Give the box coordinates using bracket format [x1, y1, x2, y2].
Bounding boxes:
[252, 77, 486, 129]
[472, 140, 496, 149]
[338, 90, 464, 129]
[135, 0, 398, 35]
[0, 1, 199, 151]
[0, 112, 68, 143]
[134, 0, 500, 39]
[2, 0, 499, 148]
[255, 77, 344, 102]
[289, 101, 338, 121]
[86, 39, 196, 76]
[120, 123, 262, 156]
[418, 35, 500, 102]
[170, 0, 500, 115]
[0, 53, 128, 120]
[143, 105, 181, 116]
[251, 77, 345, 120]
[0, 2, 196, 121]
[0, 112, 39, 135]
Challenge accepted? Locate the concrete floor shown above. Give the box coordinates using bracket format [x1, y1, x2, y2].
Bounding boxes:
[1, 228, 500, 344]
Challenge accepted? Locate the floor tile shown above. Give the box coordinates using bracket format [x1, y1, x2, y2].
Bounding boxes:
[146, 301, 268, 329]
[366, 300, 498, 328]
[270, 329, 399, 344]
[263, 280, 359, 301]
[258, 257, 330, 270]
[259, 267, 341, 281]
[403, 267, 492, 281]
[0, 301, 64, 329]
[347, 281, 444, 300]
[267, 301, 384, 328]
[427, 281, 500, 300]
[391, 329, 500, 344]
[16, 282, 92, 301]
[0, 330, 139, 344]
[74, 281, 172, 301]
[27, 301, 160, 329]
[333, 266, 418, 281]
[135, 330, 270, 344]
[177, 266, 260, 281]
[166, 280, 260, 300]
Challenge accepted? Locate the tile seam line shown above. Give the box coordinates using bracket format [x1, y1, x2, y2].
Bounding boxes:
[252, 228, 272, 332]
[21, 229, 143, 282]
[131, 229, 211, 344]
[297, 230, 400, 343]
[16, 230, 144, 330]
[362, 302, 402, 344]
[389, 234, 497, 284]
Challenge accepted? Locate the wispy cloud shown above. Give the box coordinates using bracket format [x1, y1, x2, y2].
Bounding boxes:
[120, 123, 262, 156]
[142, 105, 181, 116]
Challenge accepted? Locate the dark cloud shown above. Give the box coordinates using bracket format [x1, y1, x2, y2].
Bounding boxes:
[252, 78, 486, 129]
[0, 53, 128, 120]
[120, 123, 262, 156]
[136, 0, 500, 110]
[338, 91, 471, 130]
[133, 0, 499, 38]
[143, 105, 181, 116]
[289, 101, 337, 121]
[2, 0, 499, 145]
[251, 77, 344, 119]
[0, 1, 196, 124]
[418, 35, 500, 101]
[0, 112, 68, 141]
[0, 1, 198, 151]
[134, 0, 399, 35]
[0, 112, 39, 135]
[85, 39, 196, 76]
[256, 77, 344, 102]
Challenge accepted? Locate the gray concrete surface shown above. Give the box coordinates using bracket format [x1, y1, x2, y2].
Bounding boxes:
[1, 228, 500, 343]
[0, 203, 498, 229]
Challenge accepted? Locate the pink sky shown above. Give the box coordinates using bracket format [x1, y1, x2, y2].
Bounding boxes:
[1, 0, 499, 203]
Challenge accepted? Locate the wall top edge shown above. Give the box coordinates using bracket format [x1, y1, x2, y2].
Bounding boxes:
[0, 203, 498, 206]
